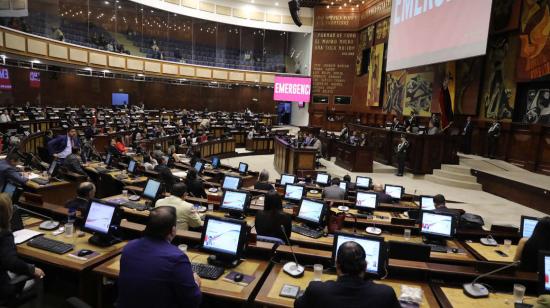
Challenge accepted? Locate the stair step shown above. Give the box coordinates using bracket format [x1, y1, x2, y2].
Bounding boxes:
[433, 169, 477, 182]
[425, 174, 483, 191]
[441, 164, 472, 175]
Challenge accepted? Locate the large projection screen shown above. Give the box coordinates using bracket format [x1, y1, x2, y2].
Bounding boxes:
[387, 0, 493, 72]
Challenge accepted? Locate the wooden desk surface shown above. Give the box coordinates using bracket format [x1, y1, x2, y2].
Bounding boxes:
[463, 242, 517, 263]
[255, 264, 439, 308]
[107, 170, 148, 185]
[16, 225, 125, 272]
[94, 250, 269, 302]
[25, 177, 72, 190]
[433, 285, 538, 308]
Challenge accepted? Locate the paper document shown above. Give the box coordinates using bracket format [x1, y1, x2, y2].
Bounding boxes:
[13, 229, 43, 245]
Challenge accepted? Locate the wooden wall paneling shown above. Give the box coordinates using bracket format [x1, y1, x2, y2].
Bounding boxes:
[536, 127, 550, 175]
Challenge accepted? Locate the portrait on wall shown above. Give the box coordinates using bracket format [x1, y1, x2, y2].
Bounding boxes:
[480, 35, 519, 120]
[403, 71, 434, 117]
[383, 70, 406, 115]
[455, 57, 483, 115]
[366, 43, 385, 107]
[524, 87, 550, 125]
[517, 0, 550, 81]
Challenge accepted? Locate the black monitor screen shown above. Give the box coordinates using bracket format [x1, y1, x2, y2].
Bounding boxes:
[222, 176, 241, 190]
[202, 216, 245, 256]
[332, 233, 384, 275]
[540, 251, 550, 294]
[48, 160, 57, 176]
[105, 153, 112, 166]
[420, 211, 454, 238]
[339, 181, 348, 191]
[284, 184, 304, 201]
[280, 174, 296, 186]
[384, 185, 403, 199]
[84, 201, 116, 235]
[420, 196, 435, 211]
[355, 176, 371, 189]
[355, 191, 377, 210]
[315, 173, 330, 185]
[220, 190, 248, 212]
[143, 179, 161, 200]
[238, 162, 248, 174]
[211, 156, 220, 169]
[521, 216, 539, 238]
[297, 199, 325, 225]
[194, 161, 204, 173]
[127, 160, 136, 174]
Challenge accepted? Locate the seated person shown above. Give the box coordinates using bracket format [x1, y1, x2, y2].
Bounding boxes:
[254, 191, 292, 244]
[65, 182, 96, 213]
[432, 194, 464, 217]
[108, 139, 122, 156]
[154, 156, 179, 193]
[433, 194, 447, 209]
[0, 194, 45, 304]
[342, 174, 355, 190]
[156, 183, 203, 231]
[185, 168, 207, 199]
[189, 151, 201, 167]
[372, 184, 392, 204]
[322, 178, 345, 200]
[294, 241, 400, 308]
[118, 206, 202, 308]
[514, 216, 550, 272]
[0, 154, 29, 189]
[115, 136, 127, 154]
[63, 147, 87, 177]
[152, 144, 164, 160]
[254, 169, 274, 191]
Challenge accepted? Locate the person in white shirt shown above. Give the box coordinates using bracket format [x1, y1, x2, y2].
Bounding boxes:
[0, 110, 11, 123]
[155, 183, 203, 231]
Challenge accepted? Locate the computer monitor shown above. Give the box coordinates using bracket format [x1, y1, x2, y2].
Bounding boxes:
[142, 179, 162, 201]
[420, 195, 435, 211]
[220, 190, 250, 219]
[238, 162, 248, 174]
[339, 181, 349, 192]
[127, 160, 137, 174]
[104, 153, 112, 167]
[280, 174, 296, 186]
[201, 215, 247, 267]
[211, 156, 220, 169]
[222, 175, 242, 190]
[315, 173, 330, 186]
[384, 184, 404, 200]
[296, 198, 327, 228]
[47, 160, 58, 177]
[539, 250, 550, 295]
[332, 232, 386, 277]
[284, 184, 304, 203]
[420, 211, 456, 244]
[83, 200, 121, 247]
[194, 161, 204, 174]
[355, 176, 371, 190]
[355, 191, 378, 213]
[520, 215, 539, 238]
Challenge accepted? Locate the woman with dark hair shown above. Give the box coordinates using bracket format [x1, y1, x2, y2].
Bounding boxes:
[514, 216, 550, 272]
[185, 168, 207, 199]
[254, 191, 292, 244]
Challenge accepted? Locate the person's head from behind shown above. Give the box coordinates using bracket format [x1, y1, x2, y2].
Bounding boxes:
[187, 168, 198, 181]
[144, 206, 177, 242]
[67, 127, 77, 138]
[72, 147, 81, 156]
[5, 153, 20, 167]
[433, 194, 446, 208]
[264, 190, 282, 212]
[171, 183, 187, 199]
[259, 169, 269, 183]
[373, 184, 383, 192]
[305, 175, 312, 184]
[0, 193, 13, 232]
[336, 241, 366, 278]
[77, 182, 96, 200]
[528, 216, 550, 249]
[331, 177, 340, 186]
[343, 174, 351, 183]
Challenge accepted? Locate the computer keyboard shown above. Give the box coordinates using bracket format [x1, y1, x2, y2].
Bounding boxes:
[31, 178, 50, 185]
[122, 201, 149, 211]
[27, 236, 74, 254]
[292, 225, 323, 239]
[427, 244, 448, 253]
[191, 263, 225, 280]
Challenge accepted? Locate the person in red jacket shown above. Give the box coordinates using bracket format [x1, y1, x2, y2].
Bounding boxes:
[115, 136, 127, 154]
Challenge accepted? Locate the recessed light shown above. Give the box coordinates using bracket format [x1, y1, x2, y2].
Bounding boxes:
[102, 69, 110, 73]
[275, 2, 279, 5]
[31, 59, 41, 64]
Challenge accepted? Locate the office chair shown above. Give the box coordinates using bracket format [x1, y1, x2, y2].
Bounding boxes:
[65, 297, 92, 308]
[257, 235, 285, 245]
[0, 274, 43, 308]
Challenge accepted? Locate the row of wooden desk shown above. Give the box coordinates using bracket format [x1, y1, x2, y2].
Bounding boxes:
[273, 136, 317, 176]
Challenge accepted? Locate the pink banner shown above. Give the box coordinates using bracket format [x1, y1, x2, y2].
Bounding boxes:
[274, 76, 311, 102]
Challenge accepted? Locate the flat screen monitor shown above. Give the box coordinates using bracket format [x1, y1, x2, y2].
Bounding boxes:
[539, 251, 550, 295]
[220, 190, 249, 214]
[238, 162, 248, 174]
[355, 191, 378, 211]
[201, 215, 247, 258]
[143, 179, 161, 200]
[112, 93, 129, 106]
[2, 182, 17, 200]
[339, 181, 348, 191]
[420, 195, 435, 211]
[315, 173, 330, 185]
[194, 161, 204, 174]
[284, 184, 304, 202]
[280, 174, 296, 186]
[355, 176, 371, 189]
[420, 211, 455, 239]
[521, 216, 539, 238]
[47, 160, 57, 176]
[127, 160, 137, 174]
[83, 200, 117, 235]
[296, 198, 326, 227]
[332, 232, 385, 276]
[384, 184, 404, 200]
[222, 175, 242, 190]
[211, 156, 220, 169]
[105, 153, 112, 166]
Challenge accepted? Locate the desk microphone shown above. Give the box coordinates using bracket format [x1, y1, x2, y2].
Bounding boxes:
[280, 225, 304, 278]
[13, 205, 60, 230]
[463, 260, 520, 298]
[127, 189, 141, 201]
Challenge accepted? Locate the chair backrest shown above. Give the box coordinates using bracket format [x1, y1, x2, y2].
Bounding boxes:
[256, 235, 285, 245]
[388, 240, 431, 262]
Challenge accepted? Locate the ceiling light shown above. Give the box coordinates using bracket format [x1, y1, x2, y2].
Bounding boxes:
[275, 2, 279, 5]
[31, 59, 41, 64]
[137, 73, 144, 77]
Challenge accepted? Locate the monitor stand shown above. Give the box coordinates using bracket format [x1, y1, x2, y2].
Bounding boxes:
[207, 254, 240, 268]
[422, 236, 447, 247]
[356, 210, 374, 218]
[224, 212, 245, 220]
[89, 233, 121, 247]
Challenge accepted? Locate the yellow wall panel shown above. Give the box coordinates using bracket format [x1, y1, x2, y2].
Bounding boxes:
[199, 2, 215, 13]
[69, 48, 87, 62]
[144, 61, 161, 73]
[212, 70, 228, 80]
[196, 67, 212, 78]
[180, 66, 195, 76]
[162, 63, 178, 75]
[89, 52, 107, 66]
[27, 39, 47, 55]
[266, 14, 281, 23]
[108, 55, 125, 68]
[216, 5, 231, 16]
[4, 33, 25, 51]
[261, 74, 275, 83]
[229, 71, 245, 81]
[181, 0, 197, 8]
[48, 44, 68, 59]
[127, 58, 144, 70]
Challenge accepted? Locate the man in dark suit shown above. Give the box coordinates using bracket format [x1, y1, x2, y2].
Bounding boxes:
[118, 206, 202, 308]
[295, 241, 400, 308]
[487, 120, 500, 159]
[63, 147, 87, 177]
[395, 134, 409, 176]
[65, 182, 95, 213]
[373, 184, 392, 204]
[462, 116, 473, 154]
[47, 127, 80, 161]
[0, 154, 28, 190]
